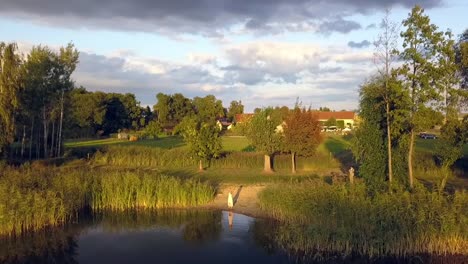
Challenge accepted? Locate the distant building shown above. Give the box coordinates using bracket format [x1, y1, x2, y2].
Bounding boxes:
[234, 113, 254, 123]
[314, 111, 357, 128]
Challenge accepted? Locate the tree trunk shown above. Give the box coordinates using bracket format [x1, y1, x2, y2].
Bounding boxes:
[386, 101, 393, 184]
[57, 90, 64, 157]
[21, 125, 26, 158]
[29, 118, 34, 160]
[50, 121, 55, 157]
[43, 107, 48, 158]
[264, 155, 272, 173]
[439, 166, 450, 194]
[408, 129, 415, 189]
[291, 152, 296, 174]
[199, 159, 203, 171]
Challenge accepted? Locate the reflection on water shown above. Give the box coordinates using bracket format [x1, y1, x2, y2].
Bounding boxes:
[0, 210, 466, 264]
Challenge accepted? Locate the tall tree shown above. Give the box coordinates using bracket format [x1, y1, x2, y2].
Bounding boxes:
[0, 42, 22, 158]
[193, 95, 224, 122]
[373, 9, 399, 184]
[399, 5, 444, 188]
[176, 117, 222, 171]
[283, 108, 322, 173]
[227, 100, 244, 121]
[246, 108, 283, 173]
[435, 30, 465, 123]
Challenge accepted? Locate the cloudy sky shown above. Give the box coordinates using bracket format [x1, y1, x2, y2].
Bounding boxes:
[1, 0, 467, 111]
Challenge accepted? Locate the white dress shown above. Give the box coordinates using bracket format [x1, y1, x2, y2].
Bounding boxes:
[227, 192, 234, 209]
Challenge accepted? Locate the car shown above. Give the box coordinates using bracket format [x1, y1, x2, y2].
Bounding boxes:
[419, 133, 437, 139]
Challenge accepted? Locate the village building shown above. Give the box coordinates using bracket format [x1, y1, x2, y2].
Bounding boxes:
[314, 111, 357, 129]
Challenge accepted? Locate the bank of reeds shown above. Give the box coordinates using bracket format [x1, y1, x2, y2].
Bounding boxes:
[93, 145, 339, 171]
[92, 172, 215, 210]
[0, 165, 215, 236]
[258, 181, 468, 256]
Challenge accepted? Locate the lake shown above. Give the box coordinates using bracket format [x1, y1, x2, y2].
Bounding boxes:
[0, 210, 465, 264]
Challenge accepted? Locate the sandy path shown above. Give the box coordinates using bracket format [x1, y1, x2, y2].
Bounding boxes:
[202, 184, 267, 218]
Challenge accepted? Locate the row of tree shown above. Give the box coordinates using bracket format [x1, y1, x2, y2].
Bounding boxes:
[0, 43, 79, 159]
[176, 105, 323, 172]
[352, 6, 468, 191]
[153, 92, 244, 127]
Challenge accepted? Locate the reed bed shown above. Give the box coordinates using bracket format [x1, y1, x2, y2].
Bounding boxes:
[0, 165, 215, 236]
[92, 172, 215, 210]
[258, 181, 468, 257]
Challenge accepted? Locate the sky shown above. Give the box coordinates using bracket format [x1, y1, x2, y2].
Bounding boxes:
[0, 0, 467, 112]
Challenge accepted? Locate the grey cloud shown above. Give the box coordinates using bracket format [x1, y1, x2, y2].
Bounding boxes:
[319, 18, 362, 34]
[348, 40, 371, 48]
[366, 23, 377, 29]
[0, 0, 442, 36]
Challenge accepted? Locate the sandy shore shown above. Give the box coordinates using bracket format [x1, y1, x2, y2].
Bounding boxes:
[201, 184, 268, 218]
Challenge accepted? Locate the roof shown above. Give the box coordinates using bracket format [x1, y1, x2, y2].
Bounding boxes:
[234, 113, 254, 123]
[313, 111, 355, 120]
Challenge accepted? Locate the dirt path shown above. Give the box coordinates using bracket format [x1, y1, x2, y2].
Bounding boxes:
[202, 184, 267, 218]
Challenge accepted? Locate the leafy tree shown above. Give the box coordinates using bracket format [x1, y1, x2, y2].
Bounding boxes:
[176, 117, 222, 171]
[399, 5, 444, 188]
[193, 95, 224, 122]
[227, 100, 244, 121]
[319, 107, 331, 111]
[325, 117, 337, 127]
[436, 118, 468, 192]
[153, 93, 194, 127]
[374, 9, 400, 184]
[456, 29, 468, 90]
[246, 108, 283, 172]
[154, 93, 172, 126]
[283, 108, 322, 173]
[0, 42, 22, 158]
[435, 30, 466, 123]
[142, 120, 162, 139]
[351, 77, 409, 189]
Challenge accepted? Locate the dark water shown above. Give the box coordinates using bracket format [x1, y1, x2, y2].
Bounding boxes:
[0, 210, 466, 264]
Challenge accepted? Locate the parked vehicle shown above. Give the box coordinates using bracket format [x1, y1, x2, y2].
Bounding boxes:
[419, 133, 437, 139]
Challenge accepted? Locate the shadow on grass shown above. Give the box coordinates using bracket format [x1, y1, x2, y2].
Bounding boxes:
[324, 137, 357, 173]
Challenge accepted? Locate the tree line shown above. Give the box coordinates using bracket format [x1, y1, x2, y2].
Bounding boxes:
[352, 6, 468, 191]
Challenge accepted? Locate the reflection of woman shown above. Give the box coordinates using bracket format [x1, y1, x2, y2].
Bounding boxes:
[228, 211, 234, 231]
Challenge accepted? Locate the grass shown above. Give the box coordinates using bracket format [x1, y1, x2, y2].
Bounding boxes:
[258, 180, 468, 257]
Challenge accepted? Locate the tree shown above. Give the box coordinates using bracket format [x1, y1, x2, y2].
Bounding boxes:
[227, 100, 244, 121]
[319, 107, 331, 112]
[154, 93, 172, 126]
[435, 119, 467, 192]
[0, 42, 22, 158]
[325, 117, 337, 127]
[399, 5, 444, 188]
[283, 108, 322, 173]
[456, 29, 468, 91]
[176, 117, 222, 171]
[351, 77, 409, 189]
[142, 120, 162, 139]
[193, 95, 224, 122]
[373, 9, 399, 184]
[246, 108, 283, 172]
[436, 30, 465, 123]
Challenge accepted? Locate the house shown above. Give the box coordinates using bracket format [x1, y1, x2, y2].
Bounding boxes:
[314, 111, 357, 128]
[234, 113, 254, 123]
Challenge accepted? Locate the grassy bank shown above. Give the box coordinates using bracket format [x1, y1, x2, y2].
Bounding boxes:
[258, 181, 468, 257]
[0, 165, 215, 236]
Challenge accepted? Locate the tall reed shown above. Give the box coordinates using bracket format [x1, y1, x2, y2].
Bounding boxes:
[92, 171, 215, 210]
[0, 165, 215, 236]
[259, 181, 468, 256]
